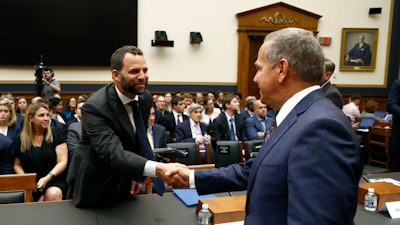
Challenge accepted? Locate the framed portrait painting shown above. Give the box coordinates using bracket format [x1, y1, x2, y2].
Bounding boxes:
[339, 28, 378, 71]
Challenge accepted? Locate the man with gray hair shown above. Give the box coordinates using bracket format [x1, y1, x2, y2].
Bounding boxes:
[168, 28, 362, 225]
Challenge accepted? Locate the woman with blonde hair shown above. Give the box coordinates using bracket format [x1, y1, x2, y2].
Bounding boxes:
[0, 99, 22, 141]
[14, 102, 68, 202]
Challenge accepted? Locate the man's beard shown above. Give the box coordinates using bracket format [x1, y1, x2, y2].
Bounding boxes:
[120, 73, 147, 95]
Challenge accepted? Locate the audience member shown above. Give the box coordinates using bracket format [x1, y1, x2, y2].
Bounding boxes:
[154, 95, 171, 126]
[0, 133, 15, 175]
[206, 91, 215, 101]
[245, 99, 273, 141]
[31, 96, 43, 104]
[214, 91, 224, 109]
[176, 104, 211, 163]
[167, 27, 362, 225]
[175, 103, 211, 144]
[201, 98, 221, 136]
[195, 92, 204, 105]
[320, 58, 344, 109]
[164, 92, 172, 112]
[152, 94, 158, 109]
[212, 94, 248, 141]
[0, 100, 22, 141]
[66, 99, 85, 159]
[182, 92, 194, 116]
[163, 96, 189, 142]
[387, 79, 400, 172]
[61, 97, 77, 122]
[14, 102, 68, 202]
[361, 100, 378, 119]
[342, 94, 361, 124]
[1, 93, 24, 126]
[42, 67, 61, 100]
[77, 94, 89, 102]
[66, 45, 186, 207]
[147, 106, 167, 151]
[242, 96, 256, 118]
[48, 97, 66, 124]
[16, 96, 28, 118]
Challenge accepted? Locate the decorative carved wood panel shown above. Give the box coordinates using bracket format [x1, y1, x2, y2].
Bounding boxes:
[236, 2, 321, 102]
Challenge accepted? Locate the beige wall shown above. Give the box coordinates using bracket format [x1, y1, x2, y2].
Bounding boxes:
[0, 0, 393, 88]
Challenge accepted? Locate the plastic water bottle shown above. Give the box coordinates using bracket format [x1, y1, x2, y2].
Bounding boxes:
[364, 188, 377, 211]
[198, 203, 212, 225]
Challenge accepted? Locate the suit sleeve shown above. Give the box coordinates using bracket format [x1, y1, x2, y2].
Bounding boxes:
[67, 124, 80, 159]
[82, 101, 147, 178]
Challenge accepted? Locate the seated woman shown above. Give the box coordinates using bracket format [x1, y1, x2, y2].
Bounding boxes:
[0, 133, 15, 175]
[0, 100, 22, 141]
[13, 102, 68, 202]
[200, 98, 221, 136]
[61, 97, 76, 122]
[361, 100, 378, 119]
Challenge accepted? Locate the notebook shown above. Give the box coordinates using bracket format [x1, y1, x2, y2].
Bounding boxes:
[374, 110, 387, 119]
[358, 117, 375, 129]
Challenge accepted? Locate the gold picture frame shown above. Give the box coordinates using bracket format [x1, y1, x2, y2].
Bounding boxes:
[339, 28, 378, 71]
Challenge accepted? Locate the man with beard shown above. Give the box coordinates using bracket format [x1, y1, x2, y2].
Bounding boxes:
[67, 46, 187, 207]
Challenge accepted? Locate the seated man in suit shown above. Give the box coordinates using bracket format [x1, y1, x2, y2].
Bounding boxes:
[212, 94, 248, 141]
[163, 96, 188, 142]
[167, 28, 362, 225]
[245, 99, 273, 141]
[175, 104, 211, 163]
[154, 95, 171, 126]
[67, 99, 85, 160]
[148, 106, 167, 150]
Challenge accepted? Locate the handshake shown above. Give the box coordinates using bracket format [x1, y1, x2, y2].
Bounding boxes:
[156, 163, 191, 189]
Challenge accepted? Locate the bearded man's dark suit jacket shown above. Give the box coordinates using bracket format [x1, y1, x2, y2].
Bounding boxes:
[195, 89, 362, 225]
[175, 120, 208, 143]
[212, 113, 248, 141]
[67, 83, 153, 207]
[321, 81, 344, 109]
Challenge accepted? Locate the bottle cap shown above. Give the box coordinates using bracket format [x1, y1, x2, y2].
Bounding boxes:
[368, 188, 375, 192]
[202, 203, 209, 209]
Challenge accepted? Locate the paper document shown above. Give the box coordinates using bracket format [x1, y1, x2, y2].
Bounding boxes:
[386, 201, 400, 219]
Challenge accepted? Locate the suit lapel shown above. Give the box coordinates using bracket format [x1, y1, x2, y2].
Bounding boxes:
[108, 84, 135, 139]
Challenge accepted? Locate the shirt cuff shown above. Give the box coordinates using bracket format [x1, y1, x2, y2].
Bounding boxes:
[143, 160, 157, 177]
[189, 169, 196, 188]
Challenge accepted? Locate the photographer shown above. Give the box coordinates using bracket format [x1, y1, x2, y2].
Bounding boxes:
[42, 67, 61, 100]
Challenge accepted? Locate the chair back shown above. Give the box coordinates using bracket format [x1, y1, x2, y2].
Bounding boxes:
[0, 173, 37, 203]
[211, 141, 243, 168]
[367, 126, 391, 168]
[167, 142, 201, 165]
[243, 140, 264, 159]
